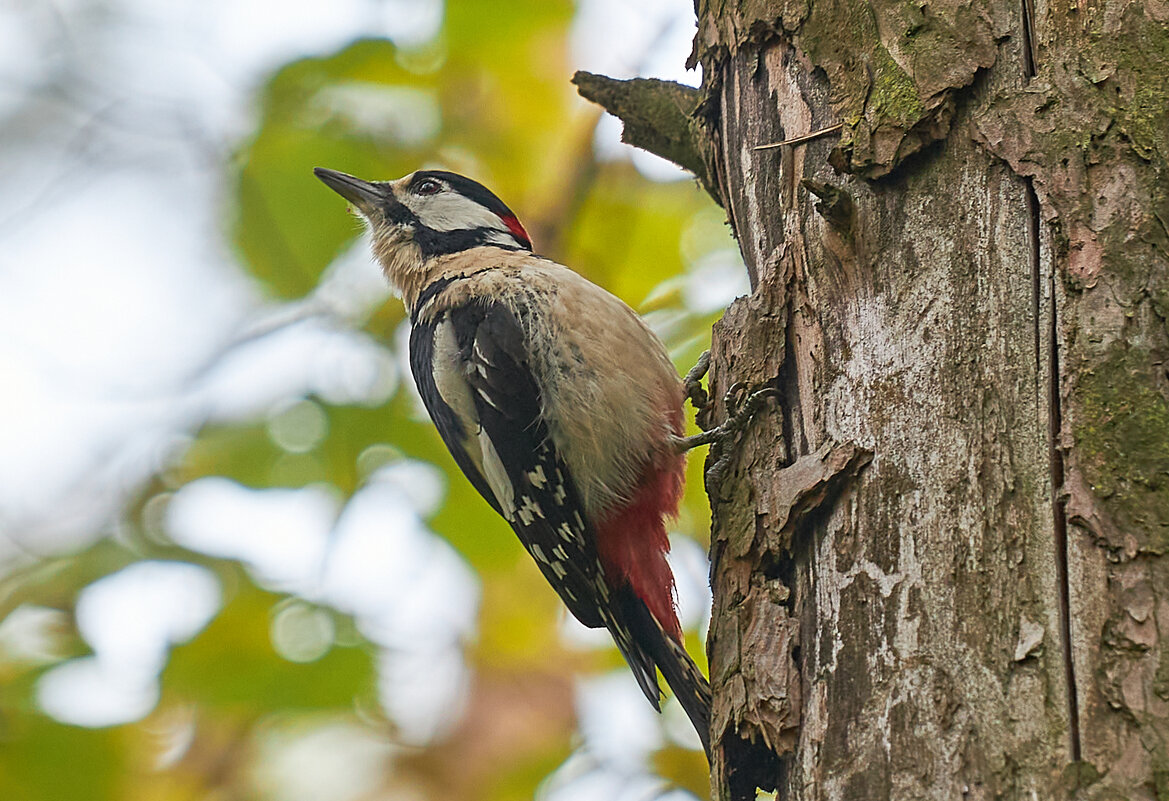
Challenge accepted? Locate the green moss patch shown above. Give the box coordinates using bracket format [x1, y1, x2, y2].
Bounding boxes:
[1073, 344, 1169, 553]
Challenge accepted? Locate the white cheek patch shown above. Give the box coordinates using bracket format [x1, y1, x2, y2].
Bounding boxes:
[408, 192, 508, 234]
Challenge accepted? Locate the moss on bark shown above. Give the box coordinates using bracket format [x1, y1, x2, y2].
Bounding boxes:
[1074, 344, 1169, 555]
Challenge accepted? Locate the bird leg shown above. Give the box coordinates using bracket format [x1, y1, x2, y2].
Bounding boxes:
[690, 382, 780, 488]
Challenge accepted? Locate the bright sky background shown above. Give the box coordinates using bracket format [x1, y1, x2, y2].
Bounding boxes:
[0, 1, 739, 798]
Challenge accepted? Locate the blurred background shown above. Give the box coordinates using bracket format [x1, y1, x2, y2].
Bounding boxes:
[0, 0, 748, 798]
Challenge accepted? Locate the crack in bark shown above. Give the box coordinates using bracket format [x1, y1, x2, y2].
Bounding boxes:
[1018, 0, 1083, 764]
[1029, 166, 1083, 763]
[1047, 209, 1082, 763]
[1020, 0, 1037, 79]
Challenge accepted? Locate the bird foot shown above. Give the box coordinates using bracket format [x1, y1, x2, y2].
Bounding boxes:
[675, 381, 780, 453]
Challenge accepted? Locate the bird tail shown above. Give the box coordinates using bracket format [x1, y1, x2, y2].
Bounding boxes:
[606, 584, 712, 760]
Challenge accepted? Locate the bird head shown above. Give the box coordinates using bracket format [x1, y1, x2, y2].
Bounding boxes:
[315, 167, 532, 265]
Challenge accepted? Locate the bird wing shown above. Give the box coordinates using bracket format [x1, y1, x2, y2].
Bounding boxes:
[410, 299, 609, 627]
[409, 298, 664, 706]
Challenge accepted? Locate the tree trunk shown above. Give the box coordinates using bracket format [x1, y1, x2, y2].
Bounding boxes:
[579, 0, 1168, 798]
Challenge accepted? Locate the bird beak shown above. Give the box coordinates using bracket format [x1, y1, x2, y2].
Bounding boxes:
[314, 168, 384, 215]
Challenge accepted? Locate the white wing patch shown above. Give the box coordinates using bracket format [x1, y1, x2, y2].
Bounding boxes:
[517, 495, 544, 525]
[431, 319, 520, 518]
[479, 429, 516, 519]
[432, 321, 478, 425]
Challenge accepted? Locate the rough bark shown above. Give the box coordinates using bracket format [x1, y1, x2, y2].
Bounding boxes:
[579, 0, 1168, 799]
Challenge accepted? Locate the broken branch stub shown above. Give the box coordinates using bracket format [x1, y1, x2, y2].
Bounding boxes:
[571, 71, 720, 203]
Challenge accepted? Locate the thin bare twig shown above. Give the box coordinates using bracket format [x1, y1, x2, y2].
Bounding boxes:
[753, 123, 844, 151]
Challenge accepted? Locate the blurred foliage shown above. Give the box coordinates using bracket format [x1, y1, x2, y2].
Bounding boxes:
[0, 1, 742, 799]
[0, 712, 123, 801]
[163, 582, 376, 713]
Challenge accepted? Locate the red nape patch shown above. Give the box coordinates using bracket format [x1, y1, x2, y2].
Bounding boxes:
[595, 456, 686, 642]
[500, 214, 531, 248]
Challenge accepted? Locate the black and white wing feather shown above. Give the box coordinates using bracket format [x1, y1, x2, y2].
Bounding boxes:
[409, 299, 608, 627]
[408, 297, 664, 707]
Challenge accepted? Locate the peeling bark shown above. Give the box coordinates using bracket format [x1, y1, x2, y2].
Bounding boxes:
[690, 0, 1010, 178]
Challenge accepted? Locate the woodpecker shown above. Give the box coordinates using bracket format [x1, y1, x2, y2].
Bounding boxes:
[315, 166, 718, 757]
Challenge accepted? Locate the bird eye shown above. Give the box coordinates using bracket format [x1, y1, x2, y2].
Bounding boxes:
[414, 178, 442, 196]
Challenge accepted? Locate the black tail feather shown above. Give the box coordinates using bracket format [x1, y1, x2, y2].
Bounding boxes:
[608, 585, 712, 760]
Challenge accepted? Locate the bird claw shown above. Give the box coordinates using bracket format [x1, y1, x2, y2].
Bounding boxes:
[723, 381, 749, 418]
[682, 350, 711, 418]
[723, 385, 781, 435]
[674, 384, 779, 454]
[677, 351, 780, 479]
[701, 385, 780, 488]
